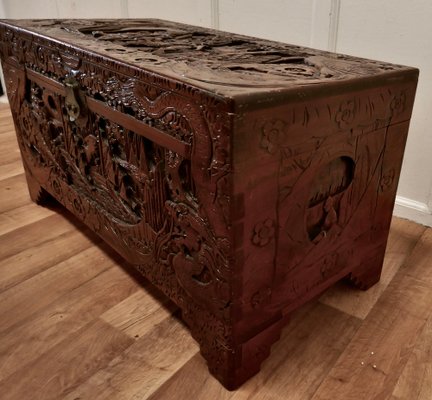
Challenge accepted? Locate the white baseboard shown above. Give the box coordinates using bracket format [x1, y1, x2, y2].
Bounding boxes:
[0, 95, 8, 104]
[394, 195, 432, 227]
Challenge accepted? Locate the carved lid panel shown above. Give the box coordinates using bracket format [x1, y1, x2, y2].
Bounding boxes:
[0, 19, 417, 96]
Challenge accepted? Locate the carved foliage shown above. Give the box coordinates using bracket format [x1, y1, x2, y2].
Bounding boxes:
[92, 75, 194, 144]
[17, 72, 232, 315]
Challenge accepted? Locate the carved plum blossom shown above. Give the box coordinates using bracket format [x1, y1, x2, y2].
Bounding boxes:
[251, 286, 272, 308]
[260, 119, 288, 154]
[72, 195, 85, 216]
[50, 176, 63, 198]
[320, 253, 339, 278]
[380, 169, 395, 191]
[252, 218, 276, 247]
[335, 100, 356, 129]
[390, 92, 406, 116]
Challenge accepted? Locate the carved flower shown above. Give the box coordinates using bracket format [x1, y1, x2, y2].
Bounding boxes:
[335, 100, 356, 129]
[251, 287, 272, 308]
[380, 169, 395, 191]
[72, 196, 85, 216]
[320, 253, 339, 278]
[252, 218, 276, 247]
[260, 119, 288, 154]
[50, 177, 63, 198]
[390, 92, 406, 116]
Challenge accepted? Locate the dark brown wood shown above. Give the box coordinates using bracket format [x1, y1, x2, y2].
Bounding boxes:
[0, 18, 418, 390]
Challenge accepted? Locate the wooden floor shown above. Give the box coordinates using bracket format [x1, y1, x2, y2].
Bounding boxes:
[1, 103, 431, 400]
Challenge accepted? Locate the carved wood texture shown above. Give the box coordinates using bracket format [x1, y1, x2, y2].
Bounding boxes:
[0, 19, 419, 389]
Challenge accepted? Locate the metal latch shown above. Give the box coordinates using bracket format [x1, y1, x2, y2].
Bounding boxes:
[64, 76, 85, 122]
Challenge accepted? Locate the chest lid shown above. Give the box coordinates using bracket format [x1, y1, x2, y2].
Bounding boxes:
[0, 18, 418, 99]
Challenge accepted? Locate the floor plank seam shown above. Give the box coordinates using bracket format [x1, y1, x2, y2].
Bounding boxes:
[0, 263, 117, 338]
[0, 236, 100, 295]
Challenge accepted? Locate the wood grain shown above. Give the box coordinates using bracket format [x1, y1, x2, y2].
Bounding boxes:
[0, 212, 88, 259]
[0, 203, 56, 236]
[100, 287, 178, 339]
[0, 228, 99, 292]
[0, 319, 134, 400]
[310, 229, 432, 400]
[401, 228, 432, 284]
[390, 229, 432, 400]
[0, 245, 118, 334]
[64, 316, 199, 400]
[392, 315, 432, 400]
[0, 160, 24, 181]
[0, 174, 32, 213]
[147, 303, 361, 400]
[0, 140, 21, 165]
[0, 266, 140, 381]
[319, 218, 427, 319]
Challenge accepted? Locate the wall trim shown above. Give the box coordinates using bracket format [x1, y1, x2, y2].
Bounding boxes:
[211, 0, 220, 29]
[54, 1, 60, 17]
[0, 1, 5, 18]
[328, 0, 341, 51]
[427, 183, 432, 212]
[310, 0, 318, 48]
[120, 0, 129, 18]
[394, 195, 432, 227]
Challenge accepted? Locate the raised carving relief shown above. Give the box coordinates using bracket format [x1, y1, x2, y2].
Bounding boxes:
[0, 19, 408, 93]
[260, 119, 289, 154]
[335, 99, 357, 130]
[252, 219, 276, 247]
[380, 168, 395, 192]
[390, 92, 407, 116]
[1, 25, 233, 335]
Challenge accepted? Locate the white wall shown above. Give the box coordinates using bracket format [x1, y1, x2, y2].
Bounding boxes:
[0, 1, 5, 18]
[1, 0, 431, 226]
[335, 0, 432, 226]
[218, 0, 331, 50]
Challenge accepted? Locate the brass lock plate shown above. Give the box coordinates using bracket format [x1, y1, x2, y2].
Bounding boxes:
[64, 76, 85, 122]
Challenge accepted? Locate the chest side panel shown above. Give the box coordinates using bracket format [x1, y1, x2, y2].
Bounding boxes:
[231, 77, 417, 337]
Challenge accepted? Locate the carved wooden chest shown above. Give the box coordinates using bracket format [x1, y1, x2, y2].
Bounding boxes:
[0, 19, 418, 389]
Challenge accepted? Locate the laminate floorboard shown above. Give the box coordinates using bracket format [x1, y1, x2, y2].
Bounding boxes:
[0, 104, 431, 399]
